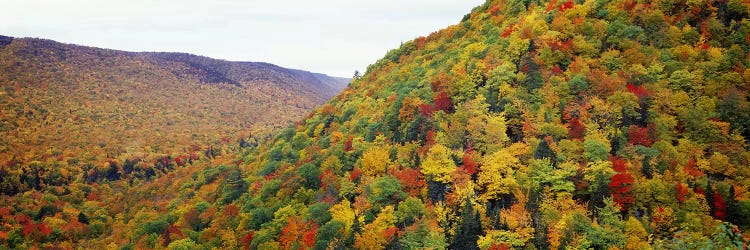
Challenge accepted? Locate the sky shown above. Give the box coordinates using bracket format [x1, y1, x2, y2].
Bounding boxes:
[1, 0, 484, 77]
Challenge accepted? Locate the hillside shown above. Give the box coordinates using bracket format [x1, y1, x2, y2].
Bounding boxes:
[4, 0, 750, 249]
[0, 35, 347, 191]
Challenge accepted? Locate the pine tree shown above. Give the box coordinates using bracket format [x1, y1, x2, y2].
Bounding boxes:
[451, 198, 483, 250]
[534, 138, 556, 164]
[641, 158, 652, 179]
[726, 186, 739, 225]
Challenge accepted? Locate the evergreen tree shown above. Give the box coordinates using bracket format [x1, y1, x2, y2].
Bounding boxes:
[345, 215, 361, 246]
[641, 158, 653, 179]
[534, 139, 557, 164]
[451, 198, 483, 250]
[727, 186, 739, 225]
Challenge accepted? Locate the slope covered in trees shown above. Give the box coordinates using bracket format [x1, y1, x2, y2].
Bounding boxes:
[0, 36, 347, 192]
[0, 36, 347, 248]
[5, 0, 750, 248]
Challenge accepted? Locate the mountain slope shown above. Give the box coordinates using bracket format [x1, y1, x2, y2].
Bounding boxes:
[0, 36, 348, 189]
[227, 0, 750, 248]
[4, 0, 750, 248]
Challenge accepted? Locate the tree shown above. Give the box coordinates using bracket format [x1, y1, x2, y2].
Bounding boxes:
[433, 91, 453, 113]
[462, 146, 480, 175]
[420, 144, 456, 183]
[395, 197, 426, 226]
[675, 183, 689, 203]
[315, 220, 345, 250]
[399, 220, 448, 249]
[392, 167, 426, 196]
[366, 176, 407, 206]
[355, 206, 398, 249]
[478, 143, 527, 202]
[533, 137, 556, 163]
[529, 159, 576, 194]
[568, 118, 585, 140]
[568, 74, 589, 95]
[329, 200, 355, 232]
[280, 217, 317, 250]
[451, 198, 483, 250]
[467, 110, 509, 154]
[627, 125, 654, 147]
[221, 166, 248, 204]
[584, 136, 611, 162]
[297, 163, 321, 189]
[167, 238, 197, 250]
[360, 146, 392, 176]
[712, 192, 727, 220]
[609, 172, 635, 211]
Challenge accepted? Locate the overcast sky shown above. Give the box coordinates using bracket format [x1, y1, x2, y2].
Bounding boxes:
[2, 0, 483, 77]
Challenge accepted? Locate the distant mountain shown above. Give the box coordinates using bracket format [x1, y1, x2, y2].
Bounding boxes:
[0, 35, 347, 187]
[143, 52, 348, 101]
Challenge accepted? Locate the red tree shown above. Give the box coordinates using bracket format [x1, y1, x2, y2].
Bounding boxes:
[502, 24, 516, 38]
[626, 83, 650, 98]
[713, 192, 726, 219]
[344, 136, 354, 152]
[559, 0, 575, 11]
[684, 158, 703, 177]
[675, 183, 689, 203]
[162, 224, 185, 246]
[489, 244, 512, 250]
[433, 91, 453, 113]
[552, 65, 564, 75]
[242, 232, 255, 250]
[319, 169, 338, 190]
[383, 226, 398, 239]
[610, 156, 629, 173]
[419, 104, 434, 118]
[568, 118, 585, 140]
[627, 124, 654, 147]
[393, 167, 426, 196]
[350, 167, 362, 182]
[223, 204, 240, 217]
[609, 172, 635, 211]
[462, 147, 480, 175]
[415, 36, 427, 49]
[280, 217, 318, 249]
[302, 224, 318, 248]
[425, 129, 437, 147]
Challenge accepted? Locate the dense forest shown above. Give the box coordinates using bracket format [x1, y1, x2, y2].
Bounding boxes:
[0, 36, 347, 248]
[0, 36, 347, 192]
[4, 0, 750, 248]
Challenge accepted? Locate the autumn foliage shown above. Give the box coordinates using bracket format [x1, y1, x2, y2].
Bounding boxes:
[609, 157, 635, 211]
[4, 0, 750, 248]
[627, 124, 655, 147]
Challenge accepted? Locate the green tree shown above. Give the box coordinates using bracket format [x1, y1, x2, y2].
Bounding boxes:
[451, 198, 483, 250]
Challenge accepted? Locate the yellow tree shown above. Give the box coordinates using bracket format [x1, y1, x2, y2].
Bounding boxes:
[329, 200, 355, 232]
[354, 206, 397, 250]
[420, 144, 456, 183]
[478, 143, 528, 201]
[467, 112, 508, 154]
[479, 189, 535, 248]
[360, 146, 392, 176]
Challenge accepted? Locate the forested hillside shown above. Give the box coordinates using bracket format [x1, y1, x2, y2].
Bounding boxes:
[0, 36, 347, 248]
[0, 36, 347, 193]
[5, 0, 750, 248]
